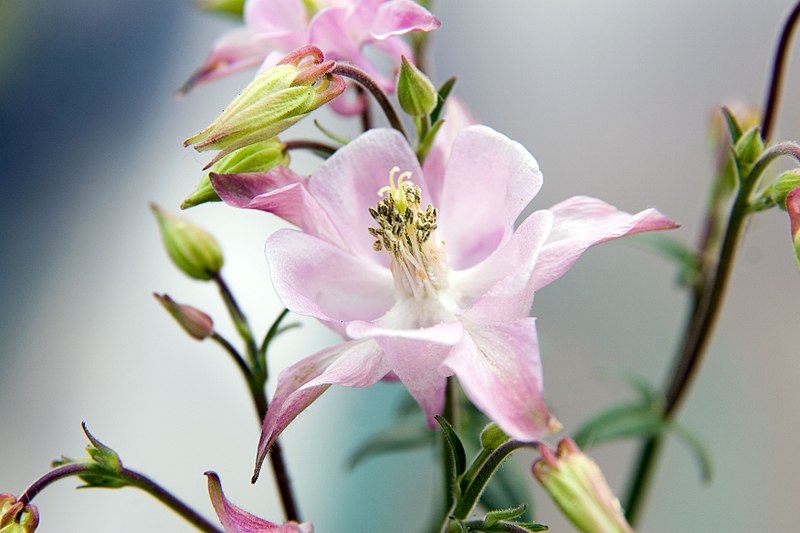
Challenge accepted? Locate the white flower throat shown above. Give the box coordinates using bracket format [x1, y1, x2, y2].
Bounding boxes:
[369, 167, 450, 301]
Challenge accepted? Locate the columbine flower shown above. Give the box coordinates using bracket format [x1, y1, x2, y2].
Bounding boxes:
[205, 472, 312, 533]
[181, 0, 440, 95]
[211, 126, 677, 479]
[533, 438, 635, 533]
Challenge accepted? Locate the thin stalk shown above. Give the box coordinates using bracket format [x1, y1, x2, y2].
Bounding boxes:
[762, 0, 800, 142]
[19, 463, 222, 533]
[284, 139, 338, 158]
[213, 273, 259, 366]
[331, 63, 408, 139]
[624, 141, 800, 524]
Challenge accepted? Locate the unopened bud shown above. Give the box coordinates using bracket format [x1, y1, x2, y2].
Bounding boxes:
[733, 127, 764, 169]
[786, 187, 800, 269]
[769, 170, 800, 210]
[154, 293, 214, 340]
[182, 138, 289, 209]
[184, 45, 345, 168]
[533, 438, 635, 533]
[151, 204, 223, 280]
[397, 56, 437, 117]
[0, 495, 39, 533]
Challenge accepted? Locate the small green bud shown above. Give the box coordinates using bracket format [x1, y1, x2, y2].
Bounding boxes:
[533, 438, 634, 533]
[151, 203, 223, 281]
[0, 496, 38, 533]
[154, 293, 214, 340]
[397, 56, 437, 117]
[182, 138, 289, 209]
[770, 169, 800, 210]
[733, 126, 764, 168]
[195, 0, 244, 17]
[184, 46, 344, 167]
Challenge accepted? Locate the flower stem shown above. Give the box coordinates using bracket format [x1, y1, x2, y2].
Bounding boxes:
[331, 63, 408, 139]
[213, 273, 259, 367]
[284, 139, 338, 158]
[761, 0, 800, 141]
[624, 141, 800, 524]
[18, 463, 222, 533]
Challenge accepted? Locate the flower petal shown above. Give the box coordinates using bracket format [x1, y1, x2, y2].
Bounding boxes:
[376, 335, 454, 426]
[454, 209, 553, 321]
[307, 128, 425, 262]
[437, 126, 544, 269]
[371, 0, 441, 39]
[265, 229, 395, 328]
[533, 196, 679, 291]
[206, 471, 312, 533]
[254, 340, 388, 479]
[211, 169, 346, 249]
[443, 318, 560, 441]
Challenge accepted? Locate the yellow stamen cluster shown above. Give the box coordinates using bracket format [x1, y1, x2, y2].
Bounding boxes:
[369, 167, 447, 300]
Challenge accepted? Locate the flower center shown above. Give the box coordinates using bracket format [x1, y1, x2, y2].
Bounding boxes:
[369, 167, 449, 301]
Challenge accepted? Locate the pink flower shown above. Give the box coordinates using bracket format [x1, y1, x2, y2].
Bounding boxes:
[211, 126, 677, 479]
[205, 472, 312, 533]
[182, 0, 440, 95]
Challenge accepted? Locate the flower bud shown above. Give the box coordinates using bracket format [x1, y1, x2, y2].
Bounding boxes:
[733, 126, 764, 169]
[181, 138, 289, 209]
[533, 438, 635, 533]
[151, 204, 224, 280]
[397, 56, 437, 117]
[0, 495, 39, 533]
[184, 45, 345, 168]
[154, 293, 214, 340]
[769, 169, 800, 210]
[786, 187, 800, 269]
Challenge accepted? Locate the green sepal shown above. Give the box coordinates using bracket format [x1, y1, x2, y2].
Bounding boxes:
[431, 76, 457, 124]
[436, 415, 467, 478]
[734, 126, 765, 173]
[397, 56, 437, 117]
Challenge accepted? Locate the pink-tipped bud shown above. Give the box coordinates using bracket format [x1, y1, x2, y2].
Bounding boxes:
[533, 438, 635, 533]
[154, 293, 214, 340]
[786, 187, 800, 269]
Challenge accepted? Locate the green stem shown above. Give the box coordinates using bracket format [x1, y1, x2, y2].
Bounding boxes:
[624, 141, 800, 524]
[440, 378, 459, 525]
[331, 63, 408, 140]
[213, 273, 259, 367]
[19, 463, 222, 533]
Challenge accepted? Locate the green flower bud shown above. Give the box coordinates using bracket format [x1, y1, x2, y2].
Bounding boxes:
[154, 293, 214, 340]
[533, 438, 635, 533]
[184, 46, 344, 168]
[151, 204, 223, 281]
[397, 56, 437, 117]
[733, 126, 764, 168]
[787, 187, 800, 269]
[770, 169, 800, 210]
[181, 138, 289, 209]
[0, 495, 38, 533]
[195, 0, 244, 17]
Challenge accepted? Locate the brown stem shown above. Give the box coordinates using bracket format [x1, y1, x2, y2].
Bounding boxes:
[762, 0, 800, 141]
[331, 63, 408, 139]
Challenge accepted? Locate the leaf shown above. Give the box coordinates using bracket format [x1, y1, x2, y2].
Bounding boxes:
[347, 418, 434, 469]
[431, 76, 457, 123]
[633, 233, 700, 287]
[573, 403, 666, 449]
[720, 106, 744, 144]
[479, 460, 534, 521]
[484, 504, 527, 525]
[670, 421, 714, 482]
[436, 415, 467, 477]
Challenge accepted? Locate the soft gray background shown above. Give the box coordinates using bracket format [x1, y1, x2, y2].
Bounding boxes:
[2, 1, 799, 531]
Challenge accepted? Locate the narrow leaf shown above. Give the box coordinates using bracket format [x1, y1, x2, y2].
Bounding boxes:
[431, 76, 457, 123]
[573, 403, 666, 449]
[484, 504, 527, 525]
[347, 419, 434, 469]
[720, 106, 744, 144]
[670, 422, 713, 482]
[436, 415, 467, 477]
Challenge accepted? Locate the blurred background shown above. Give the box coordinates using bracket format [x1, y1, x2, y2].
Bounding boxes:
[1, 1, 799, 531]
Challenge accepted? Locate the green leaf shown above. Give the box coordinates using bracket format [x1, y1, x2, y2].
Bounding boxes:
[436, 415, 467, 477]
[484, 504, 527, 525]
[633, 233, 700, 287]
[670, 421, 714, 482]
[573, 403, 666, 449]
[479, 458, 534, 521]
[720, 106, 744, 144]
[347, 418, 434, 469]
[431, 76, 457, 124]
